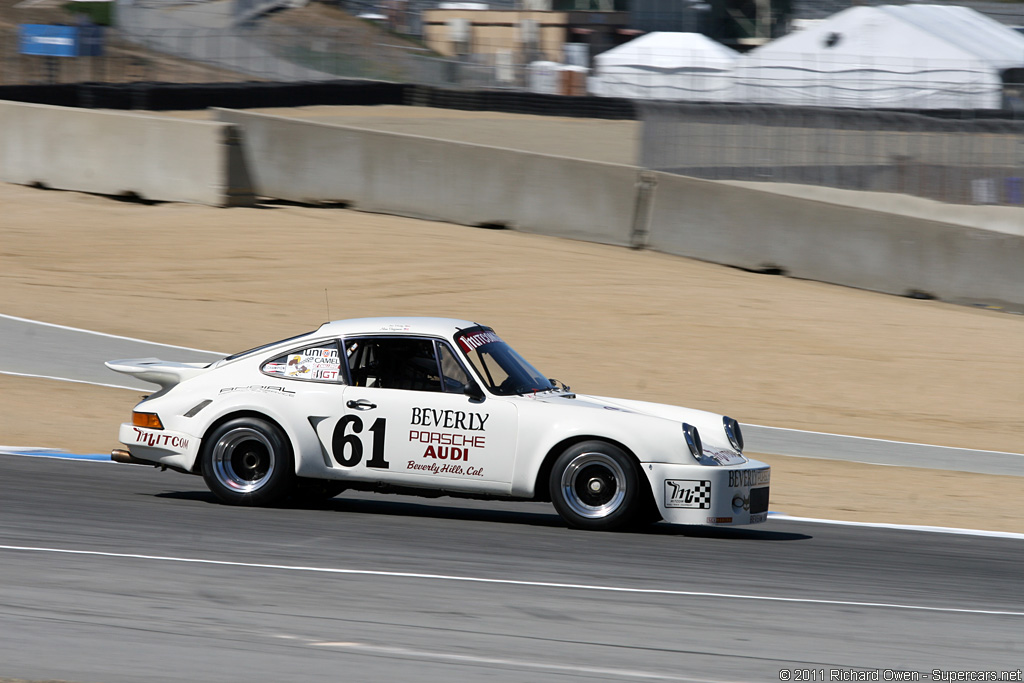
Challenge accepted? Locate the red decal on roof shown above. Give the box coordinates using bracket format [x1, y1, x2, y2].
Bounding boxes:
[458, 331, 502, 353]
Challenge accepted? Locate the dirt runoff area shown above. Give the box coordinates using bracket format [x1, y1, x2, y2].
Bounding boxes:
[1, 181, 1022, 532]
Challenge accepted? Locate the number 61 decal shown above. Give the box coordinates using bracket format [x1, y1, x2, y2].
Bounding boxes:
[332, 415, 389, 469]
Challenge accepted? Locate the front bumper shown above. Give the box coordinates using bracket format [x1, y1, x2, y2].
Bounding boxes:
[117, 423, 200, 472]
[642, 458, 771, 526]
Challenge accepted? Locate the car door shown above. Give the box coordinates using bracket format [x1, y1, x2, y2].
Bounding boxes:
[314, 336, 518, 491]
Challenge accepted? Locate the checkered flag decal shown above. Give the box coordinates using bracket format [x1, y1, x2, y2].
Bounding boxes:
[665, 480, 712, 509]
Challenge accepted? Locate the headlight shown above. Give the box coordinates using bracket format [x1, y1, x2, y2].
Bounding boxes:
[682, 423, 703, 462]
[723, 416, 743, 452]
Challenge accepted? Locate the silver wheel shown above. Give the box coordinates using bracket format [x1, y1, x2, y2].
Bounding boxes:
[559, 451, 628, 519]
[210, 427, 277, 493]
[549, 440, 645, 530]
[201, 417, 294, 506]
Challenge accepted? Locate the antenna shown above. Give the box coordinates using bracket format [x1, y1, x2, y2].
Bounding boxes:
[324, 288, 331, 322]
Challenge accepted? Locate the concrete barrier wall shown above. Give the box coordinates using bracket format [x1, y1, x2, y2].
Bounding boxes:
[219, 107, 1023, 307]
[645, 173, 1024, 306]
[216, 109, 367, 205]
[216, 108, 638, 245]
[0, 100, 252, 206]
[357, 129, 523, 227]
[512, 155, 639, 247]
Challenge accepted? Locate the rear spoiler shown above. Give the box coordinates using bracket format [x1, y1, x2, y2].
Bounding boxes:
[105, 358, 212, 389]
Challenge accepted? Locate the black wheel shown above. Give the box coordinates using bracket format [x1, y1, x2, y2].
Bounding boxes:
[201, 417, 295, 506]
[548, 441, 644, 531]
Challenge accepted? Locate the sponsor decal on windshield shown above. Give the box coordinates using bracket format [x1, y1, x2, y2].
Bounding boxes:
[457, 330, 502, 353]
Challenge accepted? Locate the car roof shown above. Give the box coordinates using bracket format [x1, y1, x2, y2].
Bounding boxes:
[314, 317, 485, 340]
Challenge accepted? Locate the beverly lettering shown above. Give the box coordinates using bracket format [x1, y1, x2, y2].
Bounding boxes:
[728, 469, 771, 488]
[410, 407, 489, 431]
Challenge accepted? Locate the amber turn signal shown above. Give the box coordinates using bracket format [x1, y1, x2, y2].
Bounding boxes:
[132, 412, 164, 429]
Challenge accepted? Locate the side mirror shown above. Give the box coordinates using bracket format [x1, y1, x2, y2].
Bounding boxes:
[464, 381, 485, 401]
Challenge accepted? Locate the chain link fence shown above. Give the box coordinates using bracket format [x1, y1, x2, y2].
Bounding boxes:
[0, 25, 460, 85]
[0, 25, 558, 88]
[639, 101, 1024, 205]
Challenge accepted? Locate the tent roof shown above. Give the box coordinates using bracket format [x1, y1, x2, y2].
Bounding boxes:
[880, 5, 1024, 70]
[747, 5, 1024, 70]
[596, 32, 739, 68]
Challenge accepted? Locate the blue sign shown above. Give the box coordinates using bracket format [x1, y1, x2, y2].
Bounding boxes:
[19, 24, 104, 58]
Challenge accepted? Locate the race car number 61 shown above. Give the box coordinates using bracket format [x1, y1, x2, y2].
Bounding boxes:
[332, 415, 390, 469]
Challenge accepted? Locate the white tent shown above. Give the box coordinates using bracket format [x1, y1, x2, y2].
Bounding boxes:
[591, 32, 739, 101]
[733, 5, 1024, 109]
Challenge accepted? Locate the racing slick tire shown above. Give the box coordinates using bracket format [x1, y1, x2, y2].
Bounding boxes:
[549, 441, 644, 531]
[201, 417, 295, 506]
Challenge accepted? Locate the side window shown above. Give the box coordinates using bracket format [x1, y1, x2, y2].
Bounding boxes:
[262, 341, 342, 383]
[346, 337, 442, 392]
[438, 342, 472, 394]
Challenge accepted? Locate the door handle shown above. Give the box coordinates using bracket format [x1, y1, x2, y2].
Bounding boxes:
[346, 399, 377, 410]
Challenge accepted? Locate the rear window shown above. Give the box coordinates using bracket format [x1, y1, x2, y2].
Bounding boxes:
[222, 331, 316, 363]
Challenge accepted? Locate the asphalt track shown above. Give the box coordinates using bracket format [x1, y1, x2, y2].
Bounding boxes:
[0, 454, 1021, 683]
[3, 313, 1024, 476]
[1, 315, 1023, 681]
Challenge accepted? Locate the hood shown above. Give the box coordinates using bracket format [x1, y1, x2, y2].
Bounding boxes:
[524, 392, 747, 465]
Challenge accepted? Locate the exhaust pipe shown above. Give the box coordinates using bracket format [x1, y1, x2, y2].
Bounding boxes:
[111, 449, 157, 467]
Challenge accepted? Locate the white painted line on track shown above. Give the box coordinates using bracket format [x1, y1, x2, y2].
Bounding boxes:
[309, 641, 718, 682]
[0, 369, 144, 391]
[0, 313, 226, 356]
[769, 513, 1024, 541]
[1, 544, 1021, 617]
[746, 423, 1024, 458]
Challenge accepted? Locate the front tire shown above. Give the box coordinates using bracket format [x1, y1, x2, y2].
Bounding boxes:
[549, 441, 644, 531]
[201, 417, 295, 506]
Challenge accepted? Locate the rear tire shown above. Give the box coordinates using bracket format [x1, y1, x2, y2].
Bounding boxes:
[201, 417, 294, 506]
[548, 441, 644, 531]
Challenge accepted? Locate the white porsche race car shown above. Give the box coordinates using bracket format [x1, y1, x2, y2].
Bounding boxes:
[108, 318, 770, 531]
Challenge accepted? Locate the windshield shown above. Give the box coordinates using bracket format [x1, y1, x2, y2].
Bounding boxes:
[455, 328, 554, 396]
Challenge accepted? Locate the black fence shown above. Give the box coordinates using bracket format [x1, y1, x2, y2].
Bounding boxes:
[0, 80, 639, 118]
